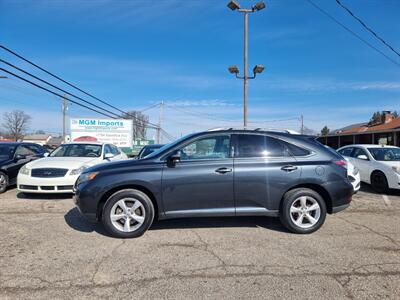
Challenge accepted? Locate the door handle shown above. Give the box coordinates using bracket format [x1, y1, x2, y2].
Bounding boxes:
[281, 165, 298, 172]
[215, 167, 232, 174]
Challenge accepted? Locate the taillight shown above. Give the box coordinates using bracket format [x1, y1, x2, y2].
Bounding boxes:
[333, 159, 347, 169]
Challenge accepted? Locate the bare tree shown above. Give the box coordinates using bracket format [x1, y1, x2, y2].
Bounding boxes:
[2, 110, 31, 141]
[123, 110, 148, 140]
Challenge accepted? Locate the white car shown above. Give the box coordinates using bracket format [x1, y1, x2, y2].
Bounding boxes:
[337, 144, 400, 193]
[344, 158, 361, 193]
[17, 142, 128, 193]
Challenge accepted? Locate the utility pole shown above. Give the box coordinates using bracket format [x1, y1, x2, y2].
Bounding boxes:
[156, 101, 164, 144]
[62, 95, 68, 143]
[227, 0, 266, 128]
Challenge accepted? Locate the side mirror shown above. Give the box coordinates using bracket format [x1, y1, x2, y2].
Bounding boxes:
[104, 153, 114, 159]
[167, 152, 181, 167]
[357, 154, 368, 160]
[43, 152, 49, 157]
[14, 154, 26, 161]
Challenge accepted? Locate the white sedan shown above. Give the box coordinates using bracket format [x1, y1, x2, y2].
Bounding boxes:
[338, 144, 400, 193]
[17, 142, 127, 193]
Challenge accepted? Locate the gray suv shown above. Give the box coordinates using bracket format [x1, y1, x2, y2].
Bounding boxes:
[74, 129, 353, 238]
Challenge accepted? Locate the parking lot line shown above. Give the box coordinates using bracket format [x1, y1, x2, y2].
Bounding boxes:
[382, 194, 392, 207]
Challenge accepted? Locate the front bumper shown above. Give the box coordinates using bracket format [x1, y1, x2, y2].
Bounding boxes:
[73, 183, 99, 222]
[17, 173, 79, 193]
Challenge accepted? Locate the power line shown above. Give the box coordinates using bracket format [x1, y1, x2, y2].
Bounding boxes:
[305, 0, 400, 68]
[0, 67, 118, 119]
[0, 45, 160, 128]
[0, 58, 123, 119]
[335, 0, 400, 58]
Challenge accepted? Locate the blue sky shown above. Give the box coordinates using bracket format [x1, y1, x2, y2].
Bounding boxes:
[0, 0, 399, 140]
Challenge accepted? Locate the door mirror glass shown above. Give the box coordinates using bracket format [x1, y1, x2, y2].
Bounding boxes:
[104, 153, 114, 159]
[357, 154, 368, 160]
[167, 152, 181, 167]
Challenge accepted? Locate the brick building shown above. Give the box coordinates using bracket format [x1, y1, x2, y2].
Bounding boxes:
[318, 111, 400, 149]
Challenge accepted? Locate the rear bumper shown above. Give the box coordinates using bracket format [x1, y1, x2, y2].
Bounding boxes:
[322, 178, 353, 214]
[332, 203, 350, 213]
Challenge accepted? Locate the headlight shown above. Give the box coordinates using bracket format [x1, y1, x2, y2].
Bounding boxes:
[392, 166, 400, 175]
[77, 172, 98, 184]
[19, 165, 30, 175]
[69, 166, 87, 176]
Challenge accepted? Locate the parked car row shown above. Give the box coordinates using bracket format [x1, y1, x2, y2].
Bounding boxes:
[0, 142, 128, 194]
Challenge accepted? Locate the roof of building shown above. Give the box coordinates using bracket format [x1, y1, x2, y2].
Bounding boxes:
[23, 134, 51, 140]
[326, 117, 400, 136]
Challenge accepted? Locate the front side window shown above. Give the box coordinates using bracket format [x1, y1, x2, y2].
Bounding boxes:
[0, 145, 16, 159]
[338, 147, 353, 157]
[179, 135, 230, 160]
[26, 144, 44, 155]
[50, 144, 102, 158]
[368, 148, 400, 161]
[351, 148, 368, 159]
[15, 145, 35, 156]
[235, 134, 287, 158]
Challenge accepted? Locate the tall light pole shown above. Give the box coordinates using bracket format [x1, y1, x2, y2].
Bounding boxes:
[227, 0, 266, 128]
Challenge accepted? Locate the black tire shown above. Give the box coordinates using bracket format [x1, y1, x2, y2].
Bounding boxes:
[102, 189, 154, 238]
[371, 171, 388, 194]
[280, 188, 327, 234]
[0, 171, 9, 194]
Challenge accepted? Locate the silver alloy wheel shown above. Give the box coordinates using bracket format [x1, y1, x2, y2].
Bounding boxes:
[0, 174, 6, 188]
[289, 196, 321, 229]
[110, 198, 146, 233]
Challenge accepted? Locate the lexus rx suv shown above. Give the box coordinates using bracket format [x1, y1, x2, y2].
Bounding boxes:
[74, 129, 353, 238]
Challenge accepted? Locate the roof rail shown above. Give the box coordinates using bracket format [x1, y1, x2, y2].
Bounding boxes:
[207, 127, 300, 134]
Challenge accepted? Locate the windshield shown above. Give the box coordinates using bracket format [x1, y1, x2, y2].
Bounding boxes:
[139, 146, 162, 158]
[144, 133, 196, 159]
[0, 144, 16, 159]
[50, 144, 102, 158]
[368, 147, 400, 161]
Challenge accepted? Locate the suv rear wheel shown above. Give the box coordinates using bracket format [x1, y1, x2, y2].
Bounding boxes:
[280, 188, 327, 234]
[102, 189, 155, 238]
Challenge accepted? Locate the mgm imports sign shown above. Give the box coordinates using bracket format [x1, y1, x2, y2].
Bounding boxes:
[70, 118, 133, 147]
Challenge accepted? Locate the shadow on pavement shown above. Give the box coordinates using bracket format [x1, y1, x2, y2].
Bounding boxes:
[17, 192, 73, 201]
[64, 207, 290, 237]
[359, 183, 400, 196]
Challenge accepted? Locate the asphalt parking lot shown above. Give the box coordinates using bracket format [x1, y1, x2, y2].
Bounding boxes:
[0, 185, 399, 299]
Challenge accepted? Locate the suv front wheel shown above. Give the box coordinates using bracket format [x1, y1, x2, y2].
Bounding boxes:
[102, 189, 155, 238]
[280, 188, 327, 234]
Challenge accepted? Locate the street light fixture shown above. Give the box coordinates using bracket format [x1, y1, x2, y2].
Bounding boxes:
[253, 64, 264, 75]
[227, 0, 266, 128]
[227, 0, 240, 11]
[253, 1, 266, 11]
[228, 65, 240, 74]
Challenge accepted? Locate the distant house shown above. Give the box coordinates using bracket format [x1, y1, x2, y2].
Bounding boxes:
[22, 134, 52, 145]
[318, 111, 400, 149]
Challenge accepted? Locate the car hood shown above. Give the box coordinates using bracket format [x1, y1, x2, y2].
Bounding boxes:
[84, 157, 150, 173]
[26, 157, 100, 170]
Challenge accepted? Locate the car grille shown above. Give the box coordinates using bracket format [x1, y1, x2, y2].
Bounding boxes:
[31, 168, 68, 178]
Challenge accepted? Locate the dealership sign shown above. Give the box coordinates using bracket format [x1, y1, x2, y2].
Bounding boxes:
[70, 118, 133, 147]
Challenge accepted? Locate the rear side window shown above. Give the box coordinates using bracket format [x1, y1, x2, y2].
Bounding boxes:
[338, 147, 353, 157]
[236, 135, 286, 157]
[284, 142, 311, 156]
[235, 134, 311, 158]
